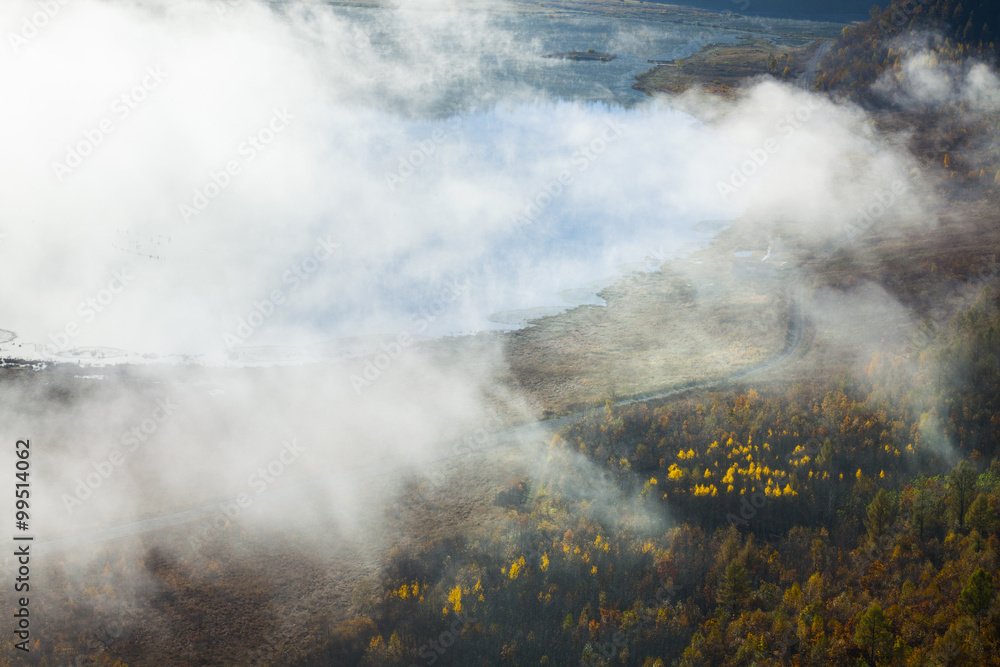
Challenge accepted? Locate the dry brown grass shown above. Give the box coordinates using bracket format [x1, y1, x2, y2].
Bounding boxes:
[634, 37, 826, 97]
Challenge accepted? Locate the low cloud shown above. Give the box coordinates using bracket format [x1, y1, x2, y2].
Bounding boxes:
[873, 38, 1000, 112]
[1, 3, 987, 648]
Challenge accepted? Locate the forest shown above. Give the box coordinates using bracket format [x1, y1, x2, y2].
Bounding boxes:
[294, 275, 1000, 666]
[15, 2, 1000, 665]
[815, 0, 1000, 100]
[230, 2, 1000, 664]
[293, 7, 1000, 654]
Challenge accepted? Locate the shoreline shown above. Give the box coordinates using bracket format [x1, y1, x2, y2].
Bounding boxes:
[0, 219, 734, 369]
[0, 214, 790, 416]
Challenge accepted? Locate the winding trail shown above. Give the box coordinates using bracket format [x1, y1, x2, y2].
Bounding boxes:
[33, 286, 808, 555]
[797, 40, 833, 90]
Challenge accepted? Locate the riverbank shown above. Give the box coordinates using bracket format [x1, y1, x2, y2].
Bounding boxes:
[633, 35, 828, 96]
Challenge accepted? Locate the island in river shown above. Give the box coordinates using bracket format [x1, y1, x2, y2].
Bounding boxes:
[542, 48, 616, 61]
